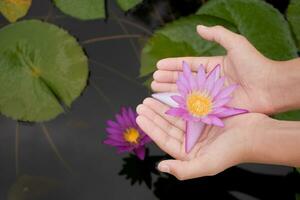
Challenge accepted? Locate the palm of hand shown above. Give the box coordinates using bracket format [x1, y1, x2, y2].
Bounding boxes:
[223, 43, 274, 114]
[152, 38, 274, 114]
[143, 28, 274, 179]
[136, 98, 266, 179]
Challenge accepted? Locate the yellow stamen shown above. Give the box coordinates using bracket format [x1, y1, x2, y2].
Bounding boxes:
[186, 92, 212, 117]
[124, 128, 140, 144]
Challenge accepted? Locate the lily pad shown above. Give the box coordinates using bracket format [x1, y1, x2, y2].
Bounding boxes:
[0, 20, 88, 122]
[287, 0, 300, 50]
[140, 15, 237, 77]
[0, 0, 32, 22]
[196, 0, 298, 60]
[53, 0, 105, 20]
[116, 0, 143, 11]
[274, 110, 300, 121]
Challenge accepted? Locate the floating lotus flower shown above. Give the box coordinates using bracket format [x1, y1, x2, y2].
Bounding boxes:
[152, 61, 248, 153]
[103, 107, 152, 160]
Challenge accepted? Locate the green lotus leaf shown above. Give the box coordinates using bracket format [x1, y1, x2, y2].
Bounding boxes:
[287, 0, 300, 50]
[274, 110, 300, 121]
[53, 0, 105, 20]
[196, 0, 298, 60]
[141, 34, 198, 77]
[116, 0, 143, 11]
[140, 15, 237, 77]
[0, 20, 88, 122]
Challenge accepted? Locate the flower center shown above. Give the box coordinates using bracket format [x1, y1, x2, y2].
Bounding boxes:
[186, 92, 212, 117]
[124, 128, 140, 144]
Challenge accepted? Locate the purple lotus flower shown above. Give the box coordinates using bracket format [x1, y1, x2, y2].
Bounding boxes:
[152, 61, 248, 153]
[103, 107, 152, 160]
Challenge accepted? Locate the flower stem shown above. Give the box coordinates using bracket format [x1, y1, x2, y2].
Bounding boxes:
[111, 12, 140, 62]
[116, 18, 152, 35]
[82, 34, 143, 45]
[90, 59, 142, 87]
[90, 81, 115, 112]
[15, 122, 20, 177]
[40, 123, 73, 174]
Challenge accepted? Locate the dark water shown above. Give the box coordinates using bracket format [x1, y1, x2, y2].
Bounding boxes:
[0, 0, 299, 200]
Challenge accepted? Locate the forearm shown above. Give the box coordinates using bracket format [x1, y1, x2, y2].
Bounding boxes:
[270, 58, 300, 113]
[249, 117, 300, 167]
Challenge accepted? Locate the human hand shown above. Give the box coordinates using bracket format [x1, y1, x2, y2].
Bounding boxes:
[136, 98, 269, 180]
[151, 25, 279, 114]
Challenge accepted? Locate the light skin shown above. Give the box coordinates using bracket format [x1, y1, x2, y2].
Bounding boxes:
[136, 25, 300, 180]
[151, 25, 300, 114]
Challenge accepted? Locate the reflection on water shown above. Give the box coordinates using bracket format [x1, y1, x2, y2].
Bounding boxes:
[0, 0, 299, 199]
[153, 167, 300, 200]
[119, 149, 163, 189]
[120, 152, 300, 200]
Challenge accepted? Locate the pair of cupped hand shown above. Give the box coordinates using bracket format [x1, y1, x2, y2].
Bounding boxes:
[136, 25, 285, 180]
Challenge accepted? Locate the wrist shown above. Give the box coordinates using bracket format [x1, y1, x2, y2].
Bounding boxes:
[240, 114, 273, 163]
[248, 117, 300, 167]
[246, 116, 276, 163]
[266, 59, 300, 114]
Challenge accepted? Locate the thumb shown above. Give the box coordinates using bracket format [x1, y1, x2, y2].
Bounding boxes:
[157, 159, 205, 180]
[197, 25, 245, 51]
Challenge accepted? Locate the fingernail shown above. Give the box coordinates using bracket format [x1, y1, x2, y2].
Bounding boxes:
[135, 116, 141, 124]
[158, 163, 170, 173]
[157, 60, 163, 68]
[136, 104, 142, 114]
[157, 59, 168, 68]
[197, 25, 208, 31]
[153, 71, 159, 79]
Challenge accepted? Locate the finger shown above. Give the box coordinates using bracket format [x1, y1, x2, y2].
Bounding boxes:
[157, 159, 212, 180]
[197, 25, 245, 51]
[151, 81, 177, 92]
[156, 56, 223, 72]
[153, 70, 196, 83]
[142, 98, 185, 131]
[136, 104, 184, 141]
[136, 116, 183, 159]
[153, 70, 179, 83]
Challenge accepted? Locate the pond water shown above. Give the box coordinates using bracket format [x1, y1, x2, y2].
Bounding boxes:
[0, 0, 299, 200]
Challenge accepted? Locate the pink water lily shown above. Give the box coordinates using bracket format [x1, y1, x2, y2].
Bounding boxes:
[152, 61, 248, 153]
[103, 107, 152, 160]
